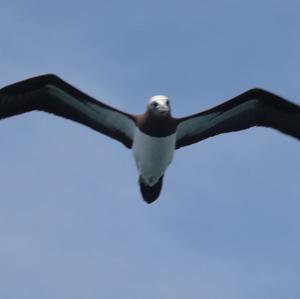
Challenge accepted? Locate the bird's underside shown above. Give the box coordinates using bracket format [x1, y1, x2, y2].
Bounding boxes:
[1, 74, 300, 203]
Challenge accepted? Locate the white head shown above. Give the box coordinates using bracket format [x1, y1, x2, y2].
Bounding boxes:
[148, 95, 170, 117]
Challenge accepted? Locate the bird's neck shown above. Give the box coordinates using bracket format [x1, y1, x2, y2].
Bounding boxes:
[137, 113, 177, 137]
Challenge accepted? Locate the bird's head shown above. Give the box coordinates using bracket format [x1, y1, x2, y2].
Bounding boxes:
[147, 95, 171, 118]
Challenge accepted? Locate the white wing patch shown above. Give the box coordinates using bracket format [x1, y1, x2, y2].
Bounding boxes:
[88, 102, 135, 140]
[177, 99, 259, 141]
[46, 85, 135, 140]
[176, 112, 219, 140]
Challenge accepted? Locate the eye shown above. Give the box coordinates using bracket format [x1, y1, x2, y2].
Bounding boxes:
[152, 102, 159, 107]
[166, 100, 169, 106]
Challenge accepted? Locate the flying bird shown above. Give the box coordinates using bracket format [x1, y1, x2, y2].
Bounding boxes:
[1, 74, 300, 203]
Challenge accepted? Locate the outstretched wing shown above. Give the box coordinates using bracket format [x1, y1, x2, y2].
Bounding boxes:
[176, 88, 300, 149]
[0, 74, 136, 148]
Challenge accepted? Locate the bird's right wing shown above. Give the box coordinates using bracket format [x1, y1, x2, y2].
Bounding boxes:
[176, 88, 300, 149]
[0, 74, 136, 148]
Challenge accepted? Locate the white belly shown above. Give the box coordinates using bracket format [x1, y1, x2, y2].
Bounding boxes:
[132, 128, 176, 186]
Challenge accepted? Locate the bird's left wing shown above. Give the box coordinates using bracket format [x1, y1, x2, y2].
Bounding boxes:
[0, 74, 136, 148]
[176, 88, 300, 149]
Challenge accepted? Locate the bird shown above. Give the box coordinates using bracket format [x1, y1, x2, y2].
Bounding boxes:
[0, 74, 300, 203]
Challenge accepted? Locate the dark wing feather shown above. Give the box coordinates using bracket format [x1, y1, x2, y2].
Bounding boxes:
[176, 88, 300, 149]
[0, 74, 136, 148]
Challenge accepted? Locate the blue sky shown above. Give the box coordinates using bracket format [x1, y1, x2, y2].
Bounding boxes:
[0, 0, 300, 298]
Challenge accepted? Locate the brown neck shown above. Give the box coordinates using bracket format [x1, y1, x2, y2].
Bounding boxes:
[136, 111, 177, 137]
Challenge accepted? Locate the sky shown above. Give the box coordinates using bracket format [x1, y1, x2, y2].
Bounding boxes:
[0, 0, 300, 298]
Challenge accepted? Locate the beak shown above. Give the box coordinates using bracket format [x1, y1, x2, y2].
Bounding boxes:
[157, 105, 169, 114]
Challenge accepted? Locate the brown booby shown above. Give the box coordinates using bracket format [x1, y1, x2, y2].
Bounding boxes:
[1, 74, 300, 203]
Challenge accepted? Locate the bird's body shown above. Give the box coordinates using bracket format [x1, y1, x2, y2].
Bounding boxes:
[132, 127, 176, 186]
[1, 74, 300, 203]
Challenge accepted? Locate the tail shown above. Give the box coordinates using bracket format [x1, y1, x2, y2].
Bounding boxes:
[139, 176, 164, 204]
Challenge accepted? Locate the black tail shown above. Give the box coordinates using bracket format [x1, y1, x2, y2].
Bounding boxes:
[139, 176, 164, 204]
